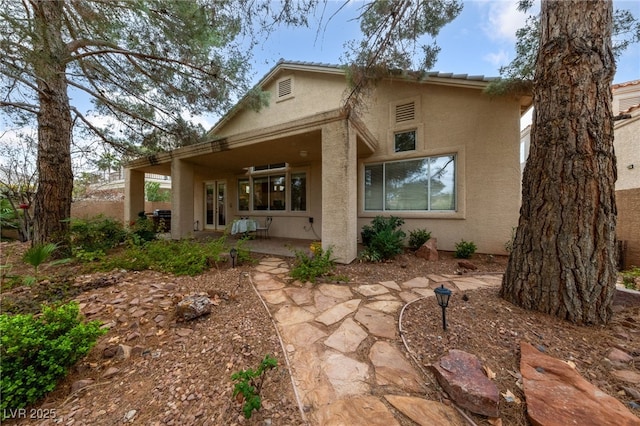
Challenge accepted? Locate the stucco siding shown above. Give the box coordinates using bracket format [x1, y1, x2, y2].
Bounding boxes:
[215, 71, 347, 137]
[617, 188, 640, 269]
[357, 80, 521, 254]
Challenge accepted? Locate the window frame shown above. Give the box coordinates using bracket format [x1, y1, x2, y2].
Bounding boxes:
[363, 154, 457, 213]
[237, 167, 308, 213]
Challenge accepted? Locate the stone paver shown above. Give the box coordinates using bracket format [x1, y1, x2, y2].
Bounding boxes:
[250, 257, 502, 425]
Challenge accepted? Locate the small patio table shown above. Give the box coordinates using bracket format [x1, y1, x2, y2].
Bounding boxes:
[231, 218, 257, 236]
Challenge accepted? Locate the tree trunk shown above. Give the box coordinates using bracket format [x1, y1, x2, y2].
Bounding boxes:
[500, 0, 617, 325]
[32, 0, 74, 246]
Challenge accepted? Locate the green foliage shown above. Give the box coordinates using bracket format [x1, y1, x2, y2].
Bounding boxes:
[408, 228, 431, 251]
[23, 243, 58, 278]
[454, 239, 477, 259]
[68, 216, 127, 255]
[96, 237, 228, 276]
[0, 302, 106, 416]
[360, 216, 406, 261]
[290, 245, 336, 283]
[144, 181, 171, 202]
[504, 227, 517, 254]
[127, 215, 157, 245]
[0, 197, 18, 229]
[621, 267, 640, 290]
[231, 354, 278, 419]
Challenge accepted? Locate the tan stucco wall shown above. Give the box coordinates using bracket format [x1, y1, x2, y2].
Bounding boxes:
[217, 71, 347, 137]
[70, 200, 171, 223]
[617, 188, 640, 269]
[614, 114, 640, 191]
[356, 80, 522, 254]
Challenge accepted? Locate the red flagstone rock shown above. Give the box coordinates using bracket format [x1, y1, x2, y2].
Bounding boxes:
[457, 260, 477, 270]
[416, 238, 438, 261]
[429, 349, 499, 417]
[384, 395, 465, 426]
[520, 341, 640, 426]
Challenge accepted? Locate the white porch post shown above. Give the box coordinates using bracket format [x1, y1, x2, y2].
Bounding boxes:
[124, 168, 145, 225]
[171, 158, 194, 239]
[321, 119, 358, 263]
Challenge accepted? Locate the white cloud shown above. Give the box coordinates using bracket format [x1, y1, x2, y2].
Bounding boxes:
[479, 0, 529, 43]
[483, 49, 510, 68]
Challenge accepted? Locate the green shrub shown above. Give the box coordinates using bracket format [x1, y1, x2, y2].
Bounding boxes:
[621, 266, 640, 290]
[360, 216, 406, 261]
[127, 214, 157, 245]
[68, 216, 127, 254]
[95, 237, 229, 276]
[408, 228, 431, 250]
[290, 245, 336, 283]
[454, 239, 477, 259]
[0, 302, 106, 416]
[231, 354, 278, 419]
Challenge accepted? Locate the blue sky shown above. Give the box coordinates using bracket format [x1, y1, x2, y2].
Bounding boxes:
[247, 0, 640, 86]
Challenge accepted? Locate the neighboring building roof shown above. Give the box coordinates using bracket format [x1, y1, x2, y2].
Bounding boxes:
[208, 59, 514, 136]
[612, 79, 640, 90]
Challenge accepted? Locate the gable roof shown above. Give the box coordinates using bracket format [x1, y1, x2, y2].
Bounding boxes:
[208, 59, 517, 137]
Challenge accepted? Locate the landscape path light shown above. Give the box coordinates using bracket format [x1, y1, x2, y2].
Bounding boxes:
[434, 284, 452, 331]
[230, 248, 238, 268]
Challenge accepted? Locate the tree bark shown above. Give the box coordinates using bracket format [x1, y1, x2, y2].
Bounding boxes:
[500, 0, 617, 325]
[32, 0, 74, 246]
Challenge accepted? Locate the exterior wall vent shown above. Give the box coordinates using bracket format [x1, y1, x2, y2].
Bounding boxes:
[395, 101, 415, 123]
[278, 77, 293, 99]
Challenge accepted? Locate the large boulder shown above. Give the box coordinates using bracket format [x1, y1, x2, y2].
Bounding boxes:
[175, 294, 212, 321]
[520, 341, 640, 426]
[429, 349, 499, 417]
[416, 238, 439, 261]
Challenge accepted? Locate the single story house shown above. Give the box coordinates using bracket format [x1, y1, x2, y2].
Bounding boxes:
[124, 60, 531, 263]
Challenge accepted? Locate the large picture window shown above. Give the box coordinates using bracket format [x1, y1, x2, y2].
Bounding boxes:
[364, 155, 456, 211]
[237, 169, 307, 212]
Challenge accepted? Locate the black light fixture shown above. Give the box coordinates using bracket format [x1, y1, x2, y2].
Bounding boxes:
[434, 284, 452, 330]
[230, 248, 238, 268]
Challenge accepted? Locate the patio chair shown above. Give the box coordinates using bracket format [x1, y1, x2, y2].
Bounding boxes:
[256, 216, 272, 239]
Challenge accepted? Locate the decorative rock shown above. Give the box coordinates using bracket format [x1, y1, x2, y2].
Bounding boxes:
[384, 395, 465, 426]
[102, 367, 120, 379]
[71, 379, 95, 392]
[416, 238, 438, 261]
[103, 345, 118, 358]
[520, 341, 640, 426]
[457, 260, 477, 270]
[611, 369, 640, 384]
[430, 349, 499, 417]
[175, 294, 212, 321]
[608, 348, 634, 363]
[116, 344, 132, 360]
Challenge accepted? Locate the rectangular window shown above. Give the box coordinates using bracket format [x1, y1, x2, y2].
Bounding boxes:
[394, 130, 416, 152]
[270, 175, 286, 210]
[238, 179, 250, 211]
[291, 173, 307, 211]
[364, 155, 456, 211]
[240, 171, 305, 212]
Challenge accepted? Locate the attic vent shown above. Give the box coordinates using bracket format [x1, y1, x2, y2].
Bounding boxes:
[278, 78, 292, 98]
[619, 96, 640, 113]
[395, 102, 415, 123]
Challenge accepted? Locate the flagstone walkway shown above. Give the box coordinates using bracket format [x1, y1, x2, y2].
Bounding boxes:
[251, 257, 503, 425]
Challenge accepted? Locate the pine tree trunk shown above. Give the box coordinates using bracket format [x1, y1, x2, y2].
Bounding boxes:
[32, 1, 73, 245]
[500, 0, 617, 325]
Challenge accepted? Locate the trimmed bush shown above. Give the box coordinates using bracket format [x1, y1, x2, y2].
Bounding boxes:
[454, 239, 477, 259]
[290, 245, 336, 283]
[408, 229, 431, 250]
[360, 216, 406, 261]
[0, 302, 106, 416]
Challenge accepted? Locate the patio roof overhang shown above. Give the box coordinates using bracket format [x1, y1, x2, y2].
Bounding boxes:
[124, 108, 378, 176]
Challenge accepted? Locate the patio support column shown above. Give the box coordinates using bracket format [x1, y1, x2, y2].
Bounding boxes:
[321, 118, 358, 263]
[171, 158, 194, 239]
[124, 168, 145, 225]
